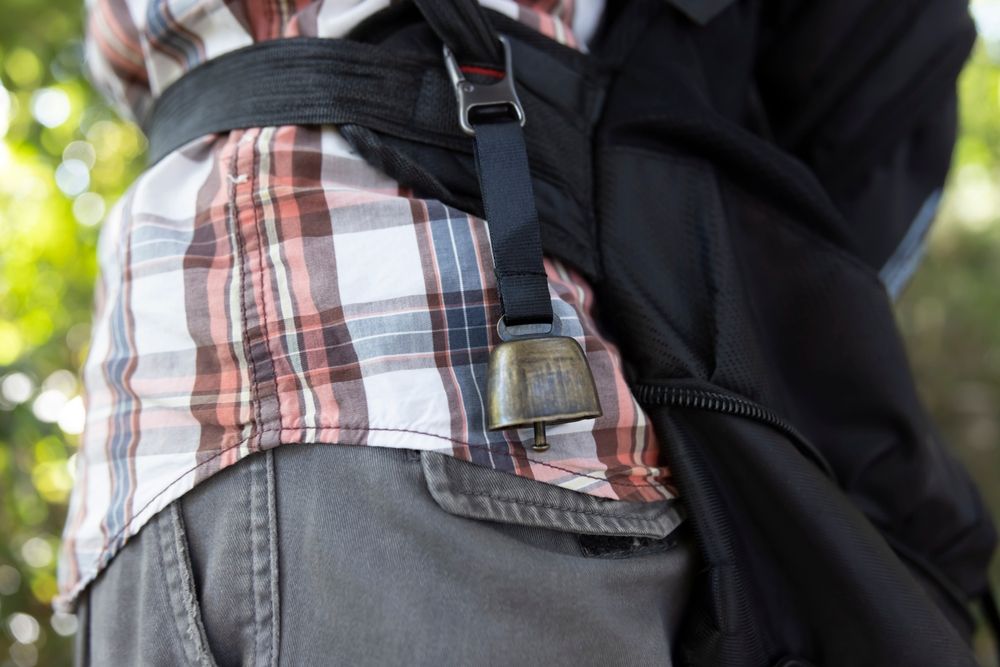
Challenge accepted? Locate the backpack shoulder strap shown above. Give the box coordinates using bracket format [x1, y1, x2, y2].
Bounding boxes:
[413, 0, 502, 64]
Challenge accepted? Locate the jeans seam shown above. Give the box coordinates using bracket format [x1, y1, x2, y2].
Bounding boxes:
[267, 450, 280, 667]
[251, 452, 263, 667]
[250, 450, 279, 667]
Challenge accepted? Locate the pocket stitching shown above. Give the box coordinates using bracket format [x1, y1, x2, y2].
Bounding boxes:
[157, 504, 221, 667]
[452, 484, 674, 524]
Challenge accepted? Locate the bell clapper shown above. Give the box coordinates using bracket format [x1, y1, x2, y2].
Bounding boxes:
[532, 422, 549, 452]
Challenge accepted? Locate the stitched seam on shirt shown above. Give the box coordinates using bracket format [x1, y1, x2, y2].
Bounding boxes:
[265, 451, 279, 667]
[231, 132, 263, 447]
[249, 129, 283, 446]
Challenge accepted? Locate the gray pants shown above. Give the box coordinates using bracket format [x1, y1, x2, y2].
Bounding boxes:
[75, 444, 695, 666]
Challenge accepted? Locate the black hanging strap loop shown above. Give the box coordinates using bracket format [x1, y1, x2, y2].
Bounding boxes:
[472, 120, 552, 327]
[443, 35, 553, 328]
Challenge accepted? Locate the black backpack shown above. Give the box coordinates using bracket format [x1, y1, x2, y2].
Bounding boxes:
[147, 1, 997, 664]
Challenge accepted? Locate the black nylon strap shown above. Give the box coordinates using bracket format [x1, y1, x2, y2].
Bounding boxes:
[144, 38, 460, 165]
[472, 119, 552, 326]
[413, 0, 502, 64]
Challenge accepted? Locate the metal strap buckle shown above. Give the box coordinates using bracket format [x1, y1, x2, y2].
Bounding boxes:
[442, 35, 525, 136]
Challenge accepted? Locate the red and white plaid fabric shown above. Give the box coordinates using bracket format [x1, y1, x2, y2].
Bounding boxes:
[57, 0, 674, 610]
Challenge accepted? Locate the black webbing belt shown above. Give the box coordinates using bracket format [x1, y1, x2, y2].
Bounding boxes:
[145, 38, 460, 165]
[146, 2, 552, 328]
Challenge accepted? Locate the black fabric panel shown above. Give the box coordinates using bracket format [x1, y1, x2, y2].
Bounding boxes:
[594, 0, 995, 642]
[664, 0, 739, 26]
[597, 140, 995, 604]
[598, 2, 861, 261]
[597, 147, 772, 403]
[755, 0, 976, 270]
[644, 405, 775, 667]
[650, 405, 979, 665]
[827, 92, 960, 277]
[728, 181, 997, 600]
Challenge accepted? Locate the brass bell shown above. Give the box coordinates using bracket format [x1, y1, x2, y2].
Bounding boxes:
[487, 333, 602, 452]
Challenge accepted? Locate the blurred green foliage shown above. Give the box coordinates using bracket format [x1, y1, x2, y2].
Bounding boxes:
[1, 0, 144, 664]
[0, 0, 998, 665]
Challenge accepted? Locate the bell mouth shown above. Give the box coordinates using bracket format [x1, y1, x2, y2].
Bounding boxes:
[488, 408, 603, 431]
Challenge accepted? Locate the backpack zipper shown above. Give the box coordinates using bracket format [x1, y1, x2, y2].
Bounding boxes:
[634, 380, 976, 654]
[633, 381, 835, 479]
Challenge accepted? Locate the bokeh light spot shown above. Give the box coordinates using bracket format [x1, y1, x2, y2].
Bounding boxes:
[43, 370, 77, 396]
[30, 88, 71, 128]
[33, 462, 74, 503]
[19, 538, 53, 569]
[4, 48, 42, 88]
[57, 395, 85, 435]
[7, 613, 39, 644]
[0, 82, 11, 139]
[64, 323, 91, 353]
[10, 641, 39, 667]
[62, 140, 95, 168]
[28, 572, 57, 603]
[50, 613, 77, 637]
[73, 192, 105, 226]
[31, 390, 67, 424]
[1, 373, 35, 404]
[54, 158, 90, 196]
[953, 164, 1000, 231]
[0, 321, 24, 365]
[0, 565, 21, 595]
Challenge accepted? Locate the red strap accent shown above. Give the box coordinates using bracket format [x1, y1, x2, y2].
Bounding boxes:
[459, 65, 504, 79]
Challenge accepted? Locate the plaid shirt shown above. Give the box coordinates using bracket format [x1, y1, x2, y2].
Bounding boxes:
[57, 0, 673, 610]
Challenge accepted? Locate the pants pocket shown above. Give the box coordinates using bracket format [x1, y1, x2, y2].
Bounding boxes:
[177, 450, 279, 667]
[75, 501, 222, 667]
[265, 444, 695, 665]
[420, 450, 687, 558]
